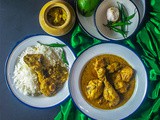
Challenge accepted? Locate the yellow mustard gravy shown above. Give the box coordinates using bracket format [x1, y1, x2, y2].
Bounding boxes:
[80, 54, 135, 109]
[47, 7, 67, 26]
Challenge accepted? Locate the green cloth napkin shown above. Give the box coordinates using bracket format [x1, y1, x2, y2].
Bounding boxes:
[55, 0, 160, 119]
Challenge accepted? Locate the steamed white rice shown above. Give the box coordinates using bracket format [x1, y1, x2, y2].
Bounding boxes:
[13, 43, 67, 96]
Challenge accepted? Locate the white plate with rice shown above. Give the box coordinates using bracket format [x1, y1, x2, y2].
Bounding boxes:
[5, 34, 76, 108]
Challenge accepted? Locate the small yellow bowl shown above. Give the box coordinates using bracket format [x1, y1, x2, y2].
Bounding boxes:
[39, 0, 76, 36]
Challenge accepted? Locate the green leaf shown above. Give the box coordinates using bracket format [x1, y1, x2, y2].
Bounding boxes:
[37, 41, 66, 47]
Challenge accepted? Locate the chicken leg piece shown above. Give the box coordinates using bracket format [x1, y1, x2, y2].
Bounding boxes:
[94, 58, 107, 78]
[24, 54, 68, 96]
[86, 79, 104, 100]
[113, 66, 134, 93]
[94, 58, 120, 107]
[103, 77, 120, 107]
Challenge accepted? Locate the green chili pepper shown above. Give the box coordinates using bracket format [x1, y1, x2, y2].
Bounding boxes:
[112, 27, 127, 38]
[111, 21, 132, 27]
[126, 12, 136, 21]
[37, 41, 66, 47]
[61, 49, 69, 65]
[103, 2, 136, 38]
[37, 41, 69, 65]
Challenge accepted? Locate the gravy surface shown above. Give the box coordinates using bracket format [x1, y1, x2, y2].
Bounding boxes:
[81, 54, 135, 109]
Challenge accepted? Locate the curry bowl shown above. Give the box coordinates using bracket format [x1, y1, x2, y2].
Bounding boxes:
[5, 35, 75, 108]
[39, 0, 76, 36]
[94, 0, 140, 41]
[69, 43, 147, 119]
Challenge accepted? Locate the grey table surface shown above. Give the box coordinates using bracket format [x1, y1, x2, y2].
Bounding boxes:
[0, 0, 75, 120]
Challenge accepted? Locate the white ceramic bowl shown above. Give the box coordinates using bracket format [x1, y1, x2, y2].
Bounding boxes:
[69, 43, 147, 120]
[5, 35, 75, 108]
[95, 0, 140, 41]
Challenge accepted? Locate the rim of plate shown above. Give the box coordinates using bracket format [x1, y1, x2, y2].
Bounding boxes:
[75, 0, 146, 41]
[94, 0, 140, 41]
[75, 0, 107, 41]
[4, 34, 76, 109]
[69, 42, 147, 120]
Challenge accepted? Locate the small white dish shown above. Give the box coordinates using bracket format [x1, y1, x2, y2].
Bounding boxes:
[69, 43, 147, 120]
[76, 0, 145, 41]
[5, 34, 76, 108]
[95, 0, 140, 41]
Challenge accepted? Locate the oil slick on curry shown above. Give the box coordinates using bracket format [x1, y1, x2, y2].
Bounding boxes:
[81, 54, 135, 109]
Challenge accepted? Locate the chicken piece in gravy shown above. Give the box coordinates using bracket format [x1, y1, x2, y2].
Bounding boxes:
[24, 54, 68, 96]
[81, 54, 135, 109]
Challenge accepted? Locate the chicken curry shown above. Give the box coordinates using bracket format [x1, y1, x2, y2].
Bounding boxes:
[81, 54, 135, 109]
[24, 54, 68, 96]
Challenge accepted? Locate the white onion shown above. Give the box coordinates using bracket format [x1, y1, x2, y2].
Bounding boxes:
[106, 7, 120, 22]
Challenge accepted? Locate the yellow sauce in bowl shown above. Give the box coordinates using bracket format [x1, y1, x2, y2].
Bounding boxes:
[47, 7, 67, 26]
[39, 0, 76, 36]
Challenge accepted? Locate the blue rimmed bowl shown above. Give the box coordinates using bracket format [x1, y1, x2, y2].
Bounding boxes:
[94, 0, 140, 41]
[69, 43, 147, 120]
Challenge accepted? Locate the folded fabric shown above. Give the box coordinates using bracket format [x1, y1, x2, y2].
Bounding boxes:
[70, 25, 101, 56]
[55, 0, 160, 119]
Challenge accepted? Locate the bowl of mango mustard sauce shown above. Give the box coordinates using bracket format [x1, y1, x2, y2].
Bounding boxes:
[39, 0, 76, 36]
[69, 43, 147, 120]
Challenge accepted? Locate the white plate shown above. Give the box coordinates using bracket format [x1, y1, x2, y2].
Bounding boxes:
[76, 0, 146, 41]
[95, 0, 140, 40]
[5, 35, 76, 108]
[69, 43, 147, 120]
[76, 2, 107, 41]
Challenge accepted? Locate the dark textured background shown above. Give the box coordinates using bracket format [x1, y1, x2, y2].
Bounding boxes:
[0, 0, 76, 120]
